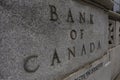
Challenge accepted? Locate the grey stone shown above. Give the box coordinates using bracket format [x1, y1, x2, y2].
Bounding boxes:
[64, 52, 111, 80]
[110, 45, 120, 79]
[115, 21, 120, 46]
[0, 0, 108, 80]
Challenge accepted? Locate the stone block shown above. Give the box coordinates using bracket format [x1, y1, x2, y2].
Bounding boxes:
[64, 52, 111, 80]
[0, 0, 108, 80]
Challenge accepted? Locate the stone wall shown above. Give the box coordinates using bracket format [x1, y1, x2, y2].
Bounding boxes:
[0, 0, 110, 80]
[109, 21, 120, 80]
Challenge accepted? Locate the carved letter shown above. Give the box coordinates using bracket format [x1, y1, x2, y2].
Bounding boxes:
[49, 5, 58, 21]
[68, 47, 76, 60]
[70, 30, 77, 40]
[67, 8, 74, 23]
[97, 40, 101, 49]
[80, 29, 84, 39]
[81, 44, 86, 56]
[90, 42, 95, 53]
[90, 14, 94, 24]
[51, 49, 61, 66]
[79, 12, 85, 23]
[24, 55, 39, 73]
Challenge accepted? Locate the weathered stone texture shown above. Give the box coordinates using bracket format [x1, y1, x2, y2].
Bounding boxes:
[0, 0, 108, 80]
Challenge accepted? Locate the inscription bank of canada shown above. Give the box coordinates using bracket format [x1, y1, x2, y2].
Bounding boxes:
[24, 4, 102, 73]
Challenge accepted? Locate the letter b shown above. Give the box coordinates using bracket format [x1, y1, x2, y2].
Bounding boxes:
[49, 5, 58, 21]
